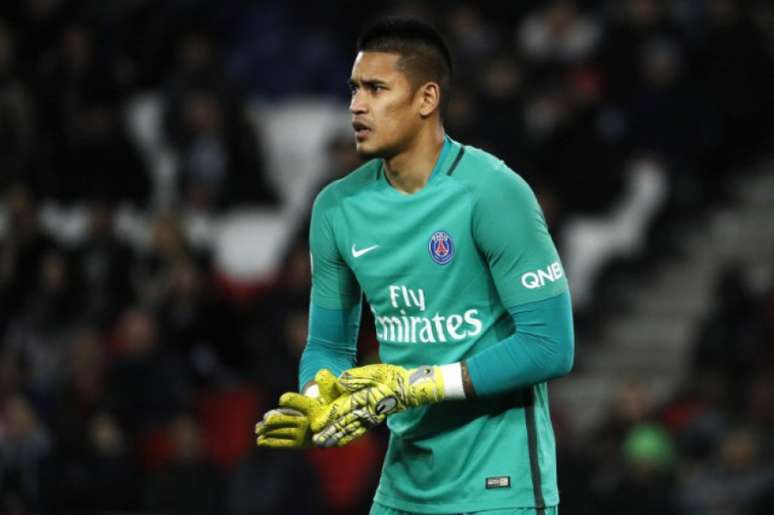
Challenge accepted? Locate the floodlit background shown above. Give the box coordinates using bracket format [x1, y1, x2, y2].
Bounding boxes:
[1, 0, 773, 513]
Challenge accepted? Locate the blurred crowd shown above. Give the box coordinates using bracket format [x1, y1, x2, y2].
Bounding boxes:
[557, 262, 774, 514]
[0, 0, 773, 513]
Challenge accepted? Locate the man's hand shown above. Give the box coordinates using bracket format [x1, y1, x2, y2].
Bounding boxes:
[307, 381, 394, 448]
[255, 369, 340, 449]
[340, 363, 446, 409]
[312, 364, 446, 446]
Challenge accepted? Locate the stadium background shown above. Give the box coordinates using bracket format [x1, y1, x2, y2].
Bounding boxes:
[1, 0, 773, 513]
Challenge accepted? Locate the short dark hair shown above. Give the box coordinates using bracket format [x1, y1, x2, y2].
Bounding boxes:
[357, 17, 453, 109]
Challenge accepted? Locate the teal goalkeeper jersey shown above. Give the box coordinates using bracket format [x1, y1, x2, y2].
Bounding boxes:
[309, 137, 568, 513]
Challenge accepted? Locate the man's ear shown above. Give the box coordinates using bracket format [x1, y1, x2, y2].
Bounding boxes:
[417, 81, 441, 118]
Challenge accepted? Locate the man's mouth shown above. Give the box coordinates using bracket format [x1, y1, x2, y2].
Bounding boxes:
[353, 121, 371, 141]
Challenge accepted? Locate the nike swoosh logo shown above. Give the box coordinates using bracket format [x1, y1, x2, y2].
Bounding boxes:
[352, 244, 379, 258]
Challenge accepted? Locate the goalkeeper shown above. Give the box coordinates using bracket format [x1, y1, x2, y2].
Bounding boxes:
[256, 17, 574, 515]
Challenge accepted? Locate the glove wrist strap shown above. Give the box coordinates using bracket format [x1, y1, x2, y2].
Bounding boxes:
[439, 363, 466, 400]
[303, 383, 321, 398]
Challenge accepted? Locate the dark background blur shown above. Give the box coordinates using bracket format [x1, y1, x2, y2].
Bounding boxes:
[1, 0, 773, 514]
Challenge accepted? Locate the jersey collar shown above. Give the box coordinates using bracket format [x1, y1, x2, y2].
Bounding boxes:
[378, 135, 460, 194]
[429, 135, 453, 180]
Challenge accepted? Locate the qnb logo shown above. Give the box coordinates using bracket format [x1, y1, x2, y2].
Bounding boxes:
[521, 261, 564, 289]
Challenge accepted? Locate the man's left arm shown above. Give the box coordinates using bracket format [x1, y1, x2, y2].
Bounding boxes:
[447, 291, 573, 399]
[452, 163, 574, 398]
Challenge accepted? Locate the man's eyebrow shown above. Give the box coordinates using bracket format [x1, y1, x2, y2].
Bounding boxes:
[348, 77, 389, 88]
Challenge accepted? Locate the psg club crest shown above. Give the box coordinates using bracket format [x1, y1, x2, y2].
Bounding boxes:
[428, 231, 454, 265]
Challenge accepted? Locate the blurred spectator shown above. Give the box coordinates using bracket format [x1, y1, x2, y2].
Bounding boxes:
[164, 31, 231, 124]
[0, 185, 58, 332]
[145, 414, 222, 514]
[626, 36, 716, 196]
[681, 427, 774, 515]
[444, 4, 499, 85]
[59, 96, 150, 206]
[0, 20, 35, 187]
[71, 202, 134, 328]
[746, 371, 774, 432]
[226, 447, 323, 515]
[44, 412, 140, 512]
[518, 1, 601, 70]
[473, 52, 529, 170]
[535, 66, 625, 216]
[444, 83, 479, 147]
[250, 237, 313, 399]
[697, 0, 774, 170]
[164, 31, 277, 211]
[226, 2, 350, 99]
[31, 23, 150, 205]
[49, 327, 107, 455]
[176, 91, 267, 210]
[267, 306, 309, 398]
[105, 307, 193, 435]
[763, 284, 774, 344]
[134, 213, 253, 377]
[3, 249, 73, 405]
[133, 212, 196, 306]
[664, 372, 730, 465]
[692, 264, 766, 411]
[592, 379, 654, 469]
[159, 258, 208, 355]
[599, 0, 682, 102]
[158, 257, 243, 383]
[0, 350, 22, 406]
[595, 423, 679, 514]
[0, 394, 52, 513]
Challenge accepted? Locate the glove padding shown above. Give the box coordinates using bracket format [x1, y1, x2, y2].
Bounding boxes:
[308, 381, 395, 448]
[255, 369, 340, 449]
[312, 364, 445, 447]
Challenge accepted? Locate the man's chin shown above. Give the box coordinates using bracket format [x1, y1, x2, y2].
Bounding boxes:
[355, 145, 382, 160]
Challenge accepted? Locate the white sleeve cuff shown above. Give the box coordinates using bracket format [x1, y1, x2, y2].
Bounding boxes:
[439, 362, 465, 400]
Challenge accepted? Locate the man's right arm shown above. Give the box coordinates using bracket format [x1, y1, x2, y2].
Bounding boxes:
[256, 187, 363, 449]
[299, 302, 361, 393]
[299, 186, 363, 392]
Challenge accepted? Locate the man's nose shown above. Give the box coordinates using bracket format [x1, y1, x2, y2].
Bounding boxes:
[350, 92, 367, 114]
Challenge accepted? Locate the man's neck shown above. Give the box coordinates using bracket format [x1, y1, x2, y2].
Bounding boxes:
[383, 125, 446, 195]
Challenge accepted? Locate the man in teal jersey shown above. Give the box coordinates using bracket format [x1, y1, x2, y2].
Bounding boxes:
[255, 18, 573, 515]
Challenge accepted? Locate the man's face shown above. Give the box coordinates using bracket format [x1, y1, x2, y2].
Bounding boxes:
[349, 51, 422, 159]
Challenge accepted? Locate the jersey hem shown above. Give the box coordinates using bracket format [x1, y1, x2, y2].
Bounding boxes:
[373, 491, 560, 513]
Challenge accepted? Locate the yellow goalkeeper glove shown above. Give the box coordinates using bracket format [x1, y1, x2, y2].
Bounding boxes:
[340, 363, 446, 408]
[255, 369, 340, 449]
[311, 364, 447, 447]
[307, 380, 395, 448]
